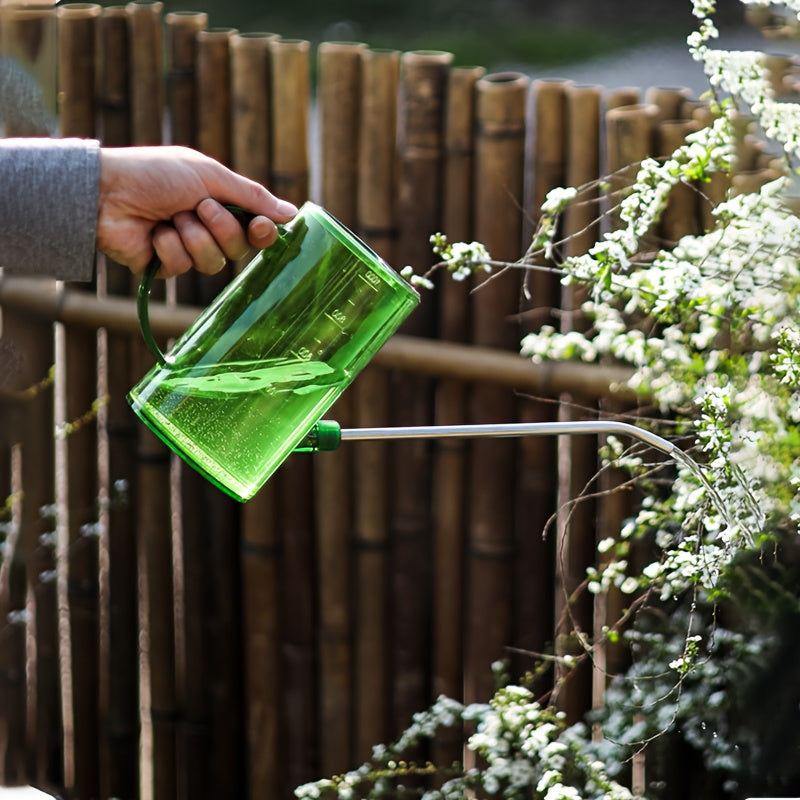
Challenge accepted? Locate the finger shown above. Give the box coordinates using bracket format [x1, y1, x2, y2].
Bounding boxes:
[246, 215, 281, 250]
[193, 155, 298, 222]
[195, 198, 251, 261]
[152, 223, 193, 278]
[172, 210, 228, 275]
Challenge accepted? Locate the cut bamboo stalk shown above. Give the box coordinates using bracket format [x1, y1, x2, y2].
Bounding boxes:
[96, 18, 138, 789]
[391, 49, 452, 732]
[278, 456, 317, 793]
[266, 43, 314, 781]
[57, 3, 101, 139]
[195, 27, 237, 299]
[396, 49, 453, 332]
[0, 277, 637, 400]
[0, 308, 57, 787]
[126, 0, 163, 145]
[165, 12, 208, 301]
[314, 388, 354, 777]
[196, 27, 235, 165]
[165, 11, 208, 148]
[241, 483, 281, 797]
[605, 103, 657, 232]
[352, 367, 391, 761]
[645, 85, 691, 127]
[357, 47, 400, 262]
[0, 5, 57, 134]
[466, 71, 529, 708]
[99, 6, 131, 146]
[56, 11, 103, 790]
[96, 17, 138, 790]
[691, 104, 731, 231]
[269, 38, 311, 206]
[564, 84, 601, 259]
[530, 79, 568, 314]
[314, 38, 368, 779]
[430, 64, 482, 767]
[231, 32, 279, 185]
[659, 118, 701, 244]
[55, 10, 103, 790]
[318, 41, 366, 221]
[606, 86, 640, 111]
[558, 84, 604, 726]
[0, 621, 27, 783]
[134, 379, 176, 800]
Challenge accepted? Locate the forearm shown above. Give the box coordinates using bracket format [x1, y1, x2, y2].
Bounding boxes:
[0, 137, 100, 281]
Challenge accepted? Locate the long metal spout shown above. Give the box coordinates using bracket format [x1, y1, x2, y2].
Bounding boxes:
[338, 420, 677, 456]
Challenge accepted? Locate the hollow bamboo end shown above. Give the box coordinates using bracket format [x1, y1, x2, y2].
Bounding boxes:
[401, 49, 454, 66]
[165, 10, 208, 28]
[57, 3, 102, 17]
[125, 0, 163, 15]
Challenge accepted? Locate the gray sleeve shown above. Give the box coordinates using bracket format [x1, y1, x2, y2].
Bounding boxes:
[0, 137, 101, 281]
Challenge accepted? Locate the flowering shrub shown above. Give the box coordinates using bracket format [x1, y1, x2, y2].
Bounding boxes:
[297, 1, 800, 797]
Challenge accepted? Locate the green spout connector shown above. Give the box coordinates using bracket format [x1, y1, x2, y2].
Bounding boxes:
[294, 419, 343, 452]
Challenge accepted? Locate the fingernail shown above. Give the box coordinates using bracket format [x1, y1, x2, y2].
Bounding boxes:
[250, 217, 272, 239]
[277, 200, 298, 217]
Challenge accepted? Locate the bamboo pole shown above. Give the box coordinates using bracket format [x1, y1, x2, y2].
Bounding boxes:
[391, 49, 452, 732]
[659, 118, 702, 244]
[466, 71, 529, 708]
[357, 48, 400, 262]
[0, 277, 637, 400]
[318, 41, 366, 220]
[395, 49, 452, 331]
[56, 9, 103, 793]
[564, 84, 601, 259]
[230, 33, 281, 799]
[645, 85, 691, 127]
[269, 38, 311, 206]
[196, 27, 235, 165]
[99, 6, 131, 146]
[0, 620, 27, 783]
[241, 484, 281, 799]
[0, 6, 57, 135]
[429, 63, 483, 767]
[530, 79, 568, 313]
[314, 40, 369, 775]
[691, 105, 731, 232]
[279, 454, 317, 794]
[57, 3, 101, 138]
[0, 306, 57, 788]
[165, 11, 208, 148]
[194, 27, 237, 299]
[605, 103, 657, 233]
[351, 367, 391, 761]
[266, 37, 315, 791]
[96, 12, 139, 798]
[606, 87, 640, 111]
[352, 47, 397, 762]
[135, 415, 176, 800]
[126, 0, 163, 145]
[231, 32, 279, 185]
[554, 82, 603, 725]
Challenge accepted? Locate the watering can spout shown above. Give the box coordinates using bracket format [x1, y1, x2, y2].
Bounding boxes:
[297, 419, 678, 457]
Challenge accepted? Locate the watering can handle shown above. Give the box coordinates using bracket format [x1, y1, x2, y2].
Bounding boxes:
[136, 204, 257, 366]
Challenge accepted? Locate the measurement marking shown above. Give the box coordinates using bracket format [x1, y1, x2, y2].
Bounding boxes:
[357, 273, 380, 291]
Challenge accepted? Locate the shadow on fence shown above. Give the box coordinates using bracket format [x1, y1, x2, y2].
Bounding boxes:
[0, 2, 782, 798]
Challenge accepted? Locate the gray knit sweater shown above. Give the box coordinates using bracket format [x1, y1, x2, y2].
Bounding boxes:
[0, 137, 100, 281]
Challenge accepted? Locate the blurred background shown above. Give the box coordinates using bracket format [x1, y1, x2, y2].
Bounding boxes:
[146, 0, 750, 73]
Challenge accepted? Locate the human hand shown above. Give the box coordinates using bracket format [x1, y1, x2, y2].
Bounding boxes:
[97, 145, 298, 277]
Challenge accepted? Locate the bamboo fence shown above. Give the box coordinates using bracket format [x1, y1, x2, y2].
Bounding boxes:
[0, 4, 780, 799]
